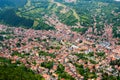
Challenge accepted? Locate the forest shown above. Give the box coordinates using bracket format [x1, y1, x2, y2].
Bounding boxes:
[0, 57, 44, 80]
[0, 9, 34, 28]
[0, 0, 27, 8]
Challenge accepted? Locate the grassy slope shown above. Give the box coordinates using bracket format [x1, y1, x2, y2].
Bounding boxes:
[17, 0, 79, 26]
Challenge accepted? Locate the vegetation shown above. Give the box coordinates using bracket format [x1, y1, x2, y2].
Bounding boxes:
[39, 51, 56, 58]
[16, 42, 21, 47]
[75, 53, 87, 60]
[41, 61, 54, 69]
[96, 52, 105, 57]
[75, 52, 98, 64]
[102, 73, 119, 80]
[112, 27, 120, 38]
[0, 0, 55, 30]
[0, 57, 44, 80]
[0, 0, 120, 31]
[48, 46, 61, 50]
[56, 64, 75, 80]
[88, 52, 94, 57]
[11, 51, 30, 58]
[0, 0, 14, 8]
[57, 0, 120, 33]
[0, 9, 34, 28]
[56, 64, 64, 73]
[34, 18, 55, 30]
[57, 11, 78, 26]
[11, 51, 21, 56]
[110, 59, 120, 79]
[75, 63, 97, 80]
[0, 0, 27, 8]
[110, 59, 120, 66]
[71, 27, 88, 34]
[0, 36, 4, 41]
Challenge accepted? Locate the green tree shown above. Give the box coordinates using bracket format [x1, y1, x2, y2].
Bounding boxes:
[41, 61, 54, 69]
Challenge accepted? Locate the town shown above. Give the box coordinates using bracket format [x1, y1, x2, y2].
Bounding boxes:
[0, 14, 120, 80]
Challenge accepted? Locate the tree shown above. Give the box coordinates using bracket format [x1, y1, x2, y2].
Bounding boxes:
[0, 57, 45, 80]
[0, 36, 4, 41]
[110, 59, 120, 79]
[96, 52, 105, 57]
[41, 61, 54, 69]
[56, 64, 65, 73]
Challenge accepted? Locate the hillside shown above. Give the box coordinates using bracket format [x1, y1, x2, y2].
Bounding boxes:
[0, 0, 120, 36]
[0, 0, 27, 8]
[17, 0, 79, 28]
